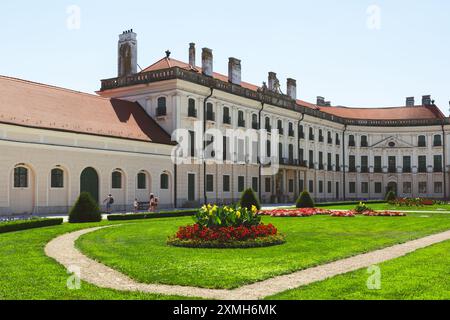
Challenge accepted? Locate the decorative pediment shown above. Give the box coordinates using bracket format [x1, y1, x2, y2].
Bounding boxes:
[372, 136, 414, 149]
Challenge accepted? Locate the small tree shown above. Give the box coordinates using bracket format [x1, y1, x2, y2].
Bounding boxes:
[239, 188, 261, 210]
[69, 192, 102, 223]
[385, 190, 396, 202]
[296, 191, 315, 208]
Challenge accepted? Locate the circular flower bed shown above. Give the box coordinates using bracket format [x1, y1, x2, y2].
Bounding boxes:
[259, 208, 332, 217]
[167, 205, 286, 249]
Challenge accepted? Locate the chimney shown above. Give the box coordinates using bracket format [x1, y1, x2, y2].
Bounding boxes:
[268, 72, 277, 91]
[317, 96, 325, 106]
[189, 43, 196, 67]
[118, 29, 137, 77]
[286, 78, 297, 100]
[422, 95, 432, 106]
[406, 97, 415, 107]
[202, 48, 213, 77]
[228, 58, 241, 85]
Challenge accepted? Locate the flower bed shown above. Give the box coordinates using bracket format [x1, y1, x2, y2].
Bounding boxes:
[363, 211, 406, 217]
[259, 208, 332, 217]
[167, 205, 286, 248]
[330, 211, 356, 218]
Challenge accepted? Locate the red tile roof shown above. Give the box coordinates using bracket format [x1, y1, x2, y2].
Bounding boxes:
[142, 57, 445, 121]
[0, 75, 172, 144]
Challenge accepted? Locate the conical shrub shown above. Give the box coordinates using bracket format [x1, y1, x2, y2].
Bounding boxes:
[239, 188, 261, 210]
[385, 190, 396, 202]
[296, 191, 315, 208]
[69, 192, 102, 223]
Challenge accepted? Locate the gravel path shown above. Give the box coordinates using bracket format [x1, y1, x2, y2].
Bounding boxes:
[45, 227, 450, 300]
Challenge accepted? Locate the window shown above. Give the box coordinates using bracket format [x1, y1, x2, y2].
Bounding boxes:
[361, 135, 368, 147]
[267, 140, 271, 158]
[206, 103, 215, 121]
[238, 176, 245, 193]
[361, 182, 369, 194]
[14, 167, 28, 188]
[299, 179, 304, 192]
[189, 131, 195, 157]
[349, 155, 356, 172]
[327, 181, 332, 194]
[318, 152, 324, 170]
[223, 175, 231, 192]
[288, 123, 294, 137]
[327, 153, 332, 171]
[309, 150, 314, 169]
[252, 114, 258, 129]
[348, 135, 355, 147]
[289, 179, 294, 193]
[265, 117, 271, 132]
[319, 181, 323, 194]
[374, 182, 382, 194]
[309, 180, 314, 193]
[435, 182, 443, 194]
[388, 156, 396, 173]
[327, 131, 333, 144]
[434, 155, 443, 172]
[160, 173, 169, 190]
[238, 110, 245, 127]
[361, 156, 368, 173]
[336, 154, 340, 172]
[223, 107, 231, 124]
[349, 182, 356, 194]
[433, 135, 442, 147]
[335, 133, 341, 145]
[51, 169, 64, 188]
[299, 148, 304, 163]
[188, 98, 197, 118]
[318, 129, 324, 142]
[418, 135, 426, 147]
[277, 120, 284, 135]
[188, 174, 195, 201]
[288, 144, 294, 163]
[137, 172, 147, 189]
[374, 156, 382, 172]
[418, 156, 427, 173]
[299, 125, 305, 139]
[278, 143, 283, 162]
[252, 177, 259, 192]
[403, 182, 412, 194]
[206, 175, 214, 192]
[112, 171, 122, 189]
[309, 128, 314, 141]
[156, 97, 167, 116]
[419, 182, 427, 194]
[403, 156, 411, 173]
[265, 178, 271, 193]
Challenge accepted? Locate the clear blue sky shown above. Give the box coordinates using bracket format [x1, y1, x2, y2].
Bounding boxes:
[1, 0, 449, 114]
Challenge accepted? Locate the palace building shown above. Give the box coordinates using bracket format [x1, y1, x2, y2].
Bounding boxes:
[0, 30, 448, 215]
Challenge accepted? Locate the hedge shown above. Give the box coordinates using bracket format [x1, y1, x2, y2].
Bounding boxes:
[316, 200, 386, 207]
[167, 234, 286, 249]
[107, 210, 197, 221]
[0, 218, 63, 234]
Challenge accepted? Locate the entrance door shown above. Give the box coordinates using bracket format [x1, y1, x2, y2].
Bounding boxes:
[80, 167, 99, 203]
[387, 182, 398, 195]
[188, 173, 195, 201]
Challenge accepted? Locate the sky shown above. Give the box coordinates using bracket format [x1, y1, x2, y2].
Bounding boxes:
[1, 0, 450, 114]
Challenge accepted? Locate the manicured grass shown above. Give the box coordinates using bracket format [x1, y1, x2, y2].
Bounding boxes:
[268, 240, 450, 300]
[77, 213, 450, 290]
[320, 202, 450, 212]
[0, 221, 194, 300]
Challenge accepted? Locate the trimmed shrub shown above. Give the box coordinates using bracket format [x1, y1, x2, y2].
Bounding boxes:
[108, 210, 197, 221]
[167, 234, 286, 249]
[69, 192, 102, 223]
[385, 191, 396, 202]
[296, 191, 315, 208]
[239, 188, 261, 211]
[0, 218, 63, 234]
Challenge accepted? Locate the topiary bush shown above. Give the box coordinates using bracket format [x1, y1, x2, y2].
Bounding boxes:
[239, 188, 261, 211]
[69, 192, 102, 223]
[296, 191, 315, 208]
[385, 190, 396, 202]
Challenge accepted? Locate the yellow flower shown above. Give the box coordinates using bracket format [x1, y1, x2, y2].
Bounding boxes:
[236, 210, 241, 219]
[251, 205, 258, 214]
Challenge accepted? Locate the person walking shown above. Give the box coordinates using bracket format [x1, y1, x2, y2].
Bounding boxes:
[133, 198, 139, 214]
[103, 194, 114, 214]
[149, 194, 155, 212]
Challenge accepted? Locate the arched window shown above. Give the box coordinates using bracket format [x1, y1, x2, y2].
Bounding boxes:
[288, 123, 294, 137]
[160, 173, 169, 190]
[434, 135, 442, 147]
[51, 168, 64, 188]
[206, 102, 215, 121]
[156, 97, 167, 116]
[238, 110, 245, 127]
[266, 140, 271, 157]
[278, 143, 283, 161]
[361, 135, 368, 147]
[223, 106, 231, 124]
[265, 117, 271, 131]
[137, 172, 147, 190]
[112, 171, 122, 189]
[289, 144, 294, 162]
[14, 167, 28, 188]
[349, 135, 355, 147]
[277, 120, 283, 134]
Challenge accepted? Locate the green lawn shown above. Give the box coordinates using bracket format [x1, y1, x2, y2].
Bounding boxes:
[0, 221, 193, 300]
[319, 202, 450, 211]
[268, 240, 450, 300]
[76, 213, 450, 290]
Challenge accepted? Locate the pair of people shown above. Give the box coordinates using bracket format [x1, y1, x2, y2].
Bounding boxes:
[132, 194, 159, 213]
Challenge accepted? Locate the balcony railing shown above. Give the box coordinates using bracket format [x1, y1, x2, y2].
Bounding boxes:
[349, 167, 357, 173]
[238, 120, 246, 128]
[403, 167, 412, 173]
[252, 121, 259, 130]
[434, 167, 443, 173]
[374, 167, 382, 173]
[309, 134, 315, 141]
[319, 136, 324, 143]
[361, 142, 368, 147]
[188, 108, 197, 118]
[223, 115, 231, 125]
[299, 132, 305, 139]
[278, 128, 284, 135]
[349, 141, 356, 147]
[156, 107, 167, 117]
[289, 130, 295, 137]
[388, 167, 397, 173]
[327, 165, 333, 171]
[206, 112, 216, 122]
[360, 166, 369, 173]
[328, 138, 333, 144]
[336, 139, 341, 146]
[418, 166, 427, 173]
